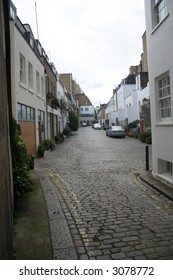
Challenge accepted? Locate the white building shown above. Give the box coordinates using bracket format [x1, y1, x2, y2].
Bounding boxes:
[105, 95, 117, 126]
[116, 74, 137, 126]
[136, 73, 149, 117]
[80, 105, 95, 125]
[144, 0, 173, 185]
[10, 3, 47, 154]
[57, 76, 69, 133]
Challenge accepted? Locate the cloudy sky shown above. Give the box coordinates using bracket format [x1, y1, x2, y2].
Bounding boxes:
[12, 0, 146, 106]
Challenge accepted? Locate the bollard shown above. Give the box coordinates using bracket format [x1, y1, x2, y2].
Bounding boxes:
[145, 146, 149, 171]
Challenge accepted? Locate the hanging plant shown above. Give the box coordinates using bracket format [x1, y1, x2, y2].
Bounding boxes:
[51, 97, 60, 109]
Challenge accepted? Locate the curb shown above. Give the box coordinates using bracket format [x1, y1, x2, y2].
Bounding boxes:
[140, 171, 173, 202]
[37, 170, 78, 260]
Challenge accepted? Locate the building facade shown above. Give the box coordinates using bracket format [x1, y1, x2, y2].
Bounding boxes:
[10, 6, 47, 155]
[144, 0, 173, 185]
[80, 105, 95, 126]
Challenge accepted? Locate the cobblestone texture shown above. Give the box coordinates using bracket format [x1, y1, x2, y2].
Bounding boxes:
[35, 127, 173, 260]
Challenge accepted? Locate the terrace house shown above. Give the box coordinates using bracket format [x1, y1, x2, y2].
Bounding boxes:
[10, 2, 46, 155]
[144, 0, 173, 185]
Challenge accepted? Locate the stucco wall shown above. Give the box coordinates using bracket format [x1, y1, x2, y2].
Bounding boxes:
[145, 0, 173, 182]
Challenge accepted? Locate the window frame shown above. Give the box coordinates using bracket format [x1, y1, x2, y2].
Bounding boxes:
[155, 71, 171, 122]
[41, 76, 45, 99]
[152, 0, 168, 29]
[158, 158, 173, 183]
[36, 71, 40, 95]
[19, 53, 26, 85]
[28, 62, 33, 91]
[17, 103, 35, 121]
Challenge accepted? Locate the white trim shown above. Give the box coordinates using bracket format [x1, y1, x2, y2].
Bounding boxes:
[151, 13, 169, 34]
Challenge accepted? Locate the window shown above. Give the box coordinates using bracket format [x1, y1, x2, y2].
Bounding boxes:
[17, 103, 35, 121]
[38, 110, 44, 122]
[158, 158, 173, 182]
[85, 108, 89, 111]
[36, 71, 40, 94]
[153, 0, 168, 27]
[28, 62, 33, 90]
[156, 72, 171, 120]
[41, 76, 44, 98]
[20, 53, 26, 84]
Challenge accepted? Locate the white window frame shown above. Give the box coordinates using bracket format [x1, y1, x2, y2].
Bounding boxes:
[155, 71, 171, 122]
[158, 158, 173, 183]
[20, 53, 26, 85]
[28, 62, 33, 91]
[36, 71, 40, 95]
[41, 76, 45, 99]
[153, 0, 168, 28]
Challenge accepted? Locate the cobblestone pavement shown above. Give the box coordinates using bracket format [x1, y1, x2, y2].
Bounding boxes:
[35, 127, 173, 260]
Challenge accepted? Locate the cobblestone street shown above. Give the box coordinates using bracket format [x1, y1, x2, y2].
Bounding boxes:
[35, 127, 173, 260]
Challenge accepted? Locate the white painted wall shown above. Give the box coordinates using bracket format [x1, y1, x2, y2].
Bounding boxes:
[145, 0, 173, 185]
[11, 20, 47, 148]
[80, 105, 95, 115]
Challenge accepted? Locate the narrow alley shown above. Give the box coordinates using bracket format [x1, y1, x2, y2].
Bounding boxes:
[35, 127, 173, 260]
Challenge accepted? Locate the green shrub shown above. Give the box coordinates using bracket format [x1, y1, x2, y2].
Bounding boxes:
[139, 131, 152, 143]
[12, 119, 32, 202]
[37, 140, 55, 157]
[55, 133, 64, 144]
[42, 139, 55, 151]
[68, 111, 78, 131]
[29, 155, 35, 169]
[63, 127, 71, 137]
[37, 144, 46, 157]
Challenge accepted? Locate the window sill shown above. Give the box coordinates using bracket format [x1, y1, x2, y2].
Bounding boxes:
[19, 82, 27, 90]
[28, 88, 34, 94]
[155, 121, 173, 126]
[151, 13, 169, 35]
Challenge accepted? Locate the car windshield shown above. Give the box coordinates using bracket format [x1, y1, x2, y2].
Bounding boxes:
[111, 126, 124, 131]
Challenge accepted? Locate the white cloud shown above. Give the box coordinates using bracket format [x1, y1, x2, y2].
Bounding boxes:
[13, 0, 146, 106]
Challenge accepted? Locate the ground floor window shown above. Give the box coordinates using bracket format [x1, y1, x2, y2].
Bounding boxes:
[158, 158, 173, 183]
[17, 103, 35, 121]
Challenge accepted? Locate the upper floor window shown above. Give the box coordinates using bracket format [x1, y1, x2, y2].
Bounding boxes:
[36, 71, 40, 95]
[156, 72, 171, 121]
[153, 0, 168, 27]
[28, 62, 33, 90]
[41, 76, 45, 98]
[20, 53, 26, 84]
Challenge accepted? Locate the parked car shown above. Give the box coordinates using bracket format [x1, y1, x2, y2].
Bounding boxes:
[93, 123, 102, 130]
[106, 126, 125, 138]
[82, 122, 87, 127]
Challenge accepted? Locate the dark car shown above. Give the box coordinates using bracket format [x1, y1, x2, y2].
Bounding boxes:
[106, 125, 125, 138]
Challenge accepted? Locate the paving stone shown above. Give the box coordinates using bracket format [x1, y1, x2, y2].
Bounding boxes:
[112, 252, 126, 259]
[35, 128, 173, 260]
[79, 254, 89, 260]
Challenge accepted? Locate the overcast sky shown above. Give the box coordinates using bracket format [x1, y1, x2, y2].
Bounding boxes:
[12, 0, 146, 106]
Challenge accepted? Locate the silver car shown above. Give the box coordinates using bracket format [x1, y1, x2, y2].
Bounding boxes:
[106, 125, 125, 138]
[93, 123, 102, 130]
